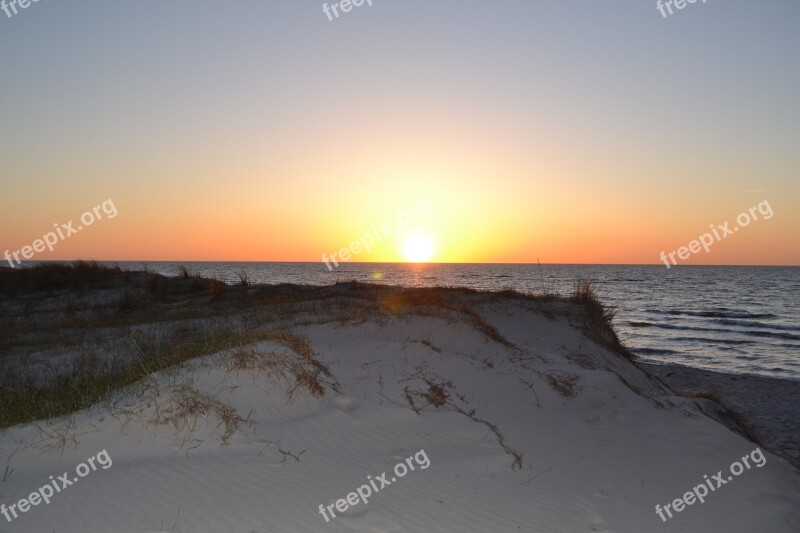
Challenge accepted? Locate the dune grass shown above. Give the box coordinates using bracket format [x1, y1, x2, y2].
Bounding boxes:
[572, 277, 632, 360]
[0, 264, 631, 430]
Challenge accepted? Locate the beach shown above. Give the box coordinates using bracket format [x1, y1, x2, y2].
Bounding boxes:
[1, 266, 798, 532]
[642, 363, 800, 470]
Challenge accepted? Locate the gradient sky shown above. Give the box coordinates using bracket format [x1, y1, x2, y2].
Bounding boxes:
[1, 1, 798, 265]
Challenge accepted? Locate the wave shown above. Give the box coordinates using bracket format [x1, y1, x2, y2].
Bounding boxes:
[631, 347, 680, 355]
[645, 309, 778, 320]
[740, 329, 800, 342]
[712, 318, 800, 332]
[667, 336, 754, 345]
[625, 321, 800, 341]
[628, 321, 735, 334]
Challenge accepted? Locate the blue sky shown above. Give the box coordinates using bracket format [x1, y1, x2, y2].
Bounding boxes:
[1, 1, 798, 264]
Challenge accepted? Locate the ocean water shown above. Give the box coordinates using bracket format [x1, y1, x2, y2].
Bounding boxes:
[116, 262, 800, 381]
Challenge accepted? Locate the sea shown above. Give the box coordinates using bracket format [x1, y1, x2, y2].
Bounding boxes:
[113, 262, 800, 381]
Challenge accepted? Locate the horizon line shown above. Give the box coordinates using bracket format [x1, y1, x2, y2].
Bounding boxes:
[14, 260, 800, 268]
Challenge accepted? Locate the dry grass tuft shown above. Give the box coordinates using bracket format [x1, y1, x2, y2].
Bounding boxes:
[178, 265, 191, 280]
[221, 343, 335, 400]
[225, 349, 285, 377]
[419, 334, 442, 353]
[156, 381, 245, 445]
[422, 379, 450, 407]
[211, 279, 227, 300]
[236, 269, 251, 287]
[261, 329, 314, 362]
[177, 266, 207, 290]
[259, 329, 336, 399]
[403, 378, 452, 409]
[191, 273, 204, 290]
[546, 373, 580, 397]
[572, 277, 632, 360]
[288, 368, 326, 398]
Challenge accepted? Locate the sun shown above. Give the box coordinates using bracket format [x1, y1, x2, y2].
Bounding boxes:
[402, 233, 435, 263]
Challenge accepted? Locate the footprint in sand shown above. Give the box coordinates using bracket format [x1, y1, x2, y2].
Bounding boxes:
[593, 486, 617, 499]
[337, 502, 370, 519]
[582, 413, 609, 427]
[332, 395, 360, 412]
[587, 515, 609, 532]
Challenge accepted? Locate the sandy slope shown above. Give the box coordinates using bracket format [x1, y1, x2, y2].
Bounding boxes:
[641, 362, 800, 470]
[1, 296, 799, 532]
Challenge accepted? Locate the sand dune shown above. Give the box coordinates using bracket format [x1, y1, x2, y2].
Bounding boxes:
[1, 280, 798, 532]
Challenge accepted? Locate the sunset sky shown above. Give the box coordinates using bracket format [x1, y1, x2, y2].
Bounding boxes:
[1, 1, 798, 265]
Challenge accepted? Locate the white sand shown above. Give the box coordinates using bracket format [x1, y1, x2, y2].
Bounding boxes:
[1, 298, 799, 532]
